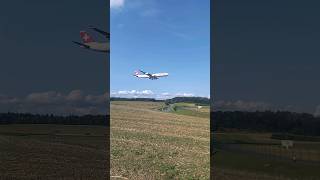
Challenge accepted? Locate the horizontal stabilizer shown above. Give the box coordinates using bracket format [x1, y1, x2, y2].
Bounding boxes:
[72, 41, 90, 49]
[89, 26, 110, 39]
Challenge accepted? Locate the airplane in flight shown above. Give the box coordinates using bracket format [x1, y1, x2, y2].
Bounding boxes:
[134, 69, 169, 80]
[72, 26, 109, 53]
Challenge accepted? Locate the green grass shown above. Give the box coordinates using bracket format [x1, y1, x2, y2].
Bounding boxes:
[170, 102, 210, 118]
[213, 132, 320, 179]
[214, 150, 320, 179]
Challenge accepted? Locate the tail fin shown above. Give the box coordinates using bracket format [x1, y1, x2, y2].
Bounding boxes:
[80, 31, 95, 43]
[134, 70, 140, 77]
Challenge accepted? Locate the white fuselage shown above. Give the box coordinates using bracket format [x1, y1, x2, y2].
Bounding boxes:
[85, 42, 109, 52]
[136, 73, 169, 79]
[152, 73, 169, 77]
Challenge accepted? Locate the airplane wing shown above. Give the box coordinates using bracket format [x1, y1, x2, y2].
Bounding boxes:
[72, 41, 90, 49]
[89, 26, 110, 39]
[139, 69, 153, 78]
[139, 69, 148, 74]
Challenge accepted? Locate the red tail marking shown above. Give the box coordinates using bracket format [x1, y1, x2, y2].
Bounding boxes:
[80, 31, 94, 43]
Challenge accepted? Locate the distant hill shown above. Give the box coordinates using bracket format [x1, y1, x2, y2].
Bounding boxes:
[212, 111, 320, 137]
[165, 97, 210, 105]
[111, 97, 210, 105]
[110, 97, 164, 102]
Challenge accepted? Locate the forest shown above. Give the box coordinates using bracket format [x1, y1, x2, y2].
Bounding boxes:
[164, 97, 210, 105]
[0, 113, 108, 126]
[212, 111, 320, 136]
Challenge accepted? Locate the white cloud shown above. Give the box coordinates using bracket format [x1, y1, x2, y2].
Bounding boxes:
[314, 105, 320, 117]
[111, 0, 125, 9]
[26, 91, 64, 105]
[112, 90, 154, 98]
[0, 94, 19, 104]
[176, 93, 194, 97]
[141, 90, 153, 95]
[161, 92, 170, 96]
[112, 90, 203, 99]
[155, 92, 173, 100]
[66, 90, 84, 102]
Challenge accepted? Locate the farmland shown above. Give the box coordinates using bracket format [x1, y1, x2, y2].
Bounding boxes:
[110, 101, 210, 179]
[2, 100, 318, 179]
[0, 124, 109, 179]
[0, 100, 210, 179]
[212, 132, 320, 180]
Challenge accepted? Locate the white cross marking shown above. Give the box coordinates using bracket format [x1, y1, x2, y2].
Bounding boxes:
[83, 34, 90, 41]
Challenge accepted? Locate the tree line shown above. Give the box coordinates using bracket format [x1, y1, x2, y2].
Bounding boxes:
[212, 111, 320, 136]
[0, 113, 108, 126]
[165, 97, 210, 105]
[110, 97, 210, 105]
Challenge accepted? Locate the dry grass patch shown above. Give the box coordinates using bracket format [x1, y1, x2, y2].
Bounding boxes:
[111, 101, 210, 179]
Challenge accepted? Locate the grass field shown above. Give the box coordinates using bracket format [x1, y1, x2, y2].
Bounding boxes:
[212, 132, 320, 180]
[173, 103, 210, 119]
[0, 124, 109, 179]
[2, 101, 318, 179]
[110, 101, 210, 179]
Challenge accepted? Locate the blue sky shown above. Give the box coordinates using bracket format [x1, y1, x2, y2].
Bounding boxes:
[0, 1, 108, 96]
[110, 0, 210, 99]
[0, 0, 108, 115]
[214, 0, 320, 114]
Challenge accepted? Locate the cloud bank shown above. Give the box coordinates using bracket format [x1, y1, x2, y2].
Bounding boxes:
[0, 90, 108, 115]
[0, 89, 197, 115]
[2, 90, 308, 115]
[111, 0, 125, 9]
[313, 105, 320, 117]
[111, 89, 195, 99]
